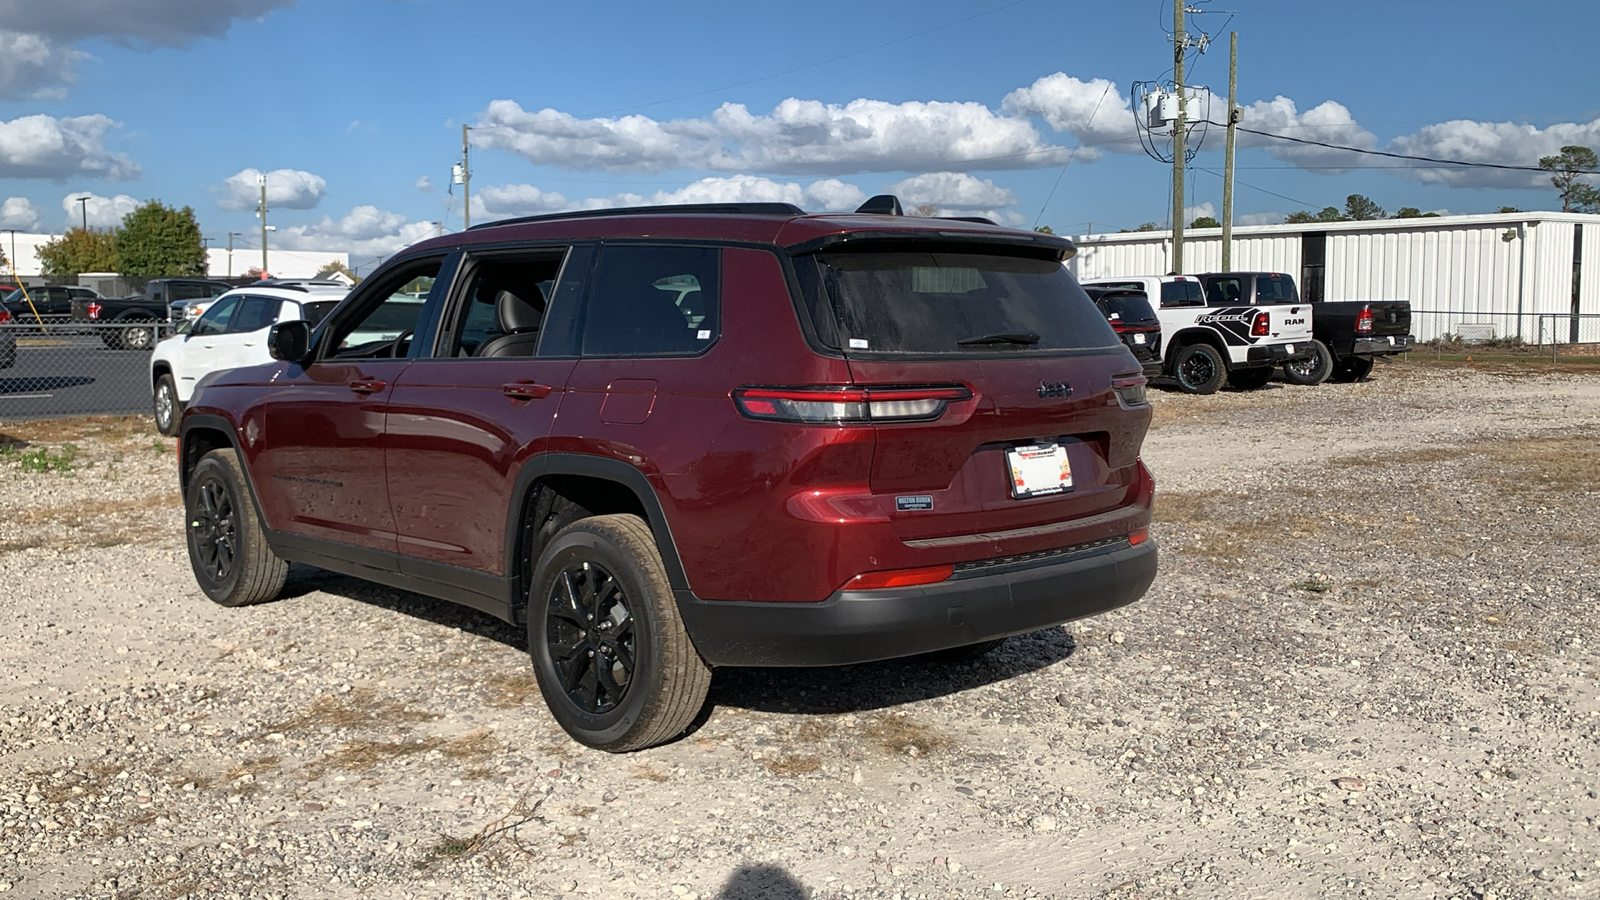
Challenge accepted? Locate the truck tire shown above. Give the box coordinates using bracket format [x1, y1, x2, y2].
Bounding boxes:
[1330, 355, 1375, 383]
[1283, 339, 1333, 386]
[527, 514, 712, 752]
[1172, 343, 1226, 395]
[153, 374, 182, 437]
[117, 317, 158, 351]
[1226, 367, 1273, 390]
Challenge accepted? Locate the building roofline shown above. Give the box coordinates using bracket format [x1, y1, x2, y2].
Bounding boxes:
[1072, 210, 1600, 245]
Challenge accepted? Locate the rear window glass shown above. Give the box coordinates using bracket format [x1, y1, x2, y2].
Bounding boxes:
[813, 252, 1117, 355]
[1097, 293, 1156, 323]
[1255, 275, 1299, 304]
[1160, 281, 1206, 307]
[300, 301, 339, 326]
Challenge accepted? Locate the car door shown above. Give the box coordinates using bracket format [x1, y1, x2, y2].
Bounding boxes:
[176, 293, 242, 398]
[255, 255, 453, 557]
[385, 245, 589, 581]
[210, 294, 281, 373]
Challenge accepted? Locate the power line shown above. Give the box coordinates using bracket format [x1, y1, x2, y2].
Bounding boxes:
[1190, 164, 1321, 209]
[1203, 120, 1552, 173]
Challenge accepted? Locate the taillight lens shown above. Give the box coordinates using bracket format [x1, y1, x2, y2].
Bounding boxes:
[733, 385, 971, 424]
[1251, 311, 1270, 337]
[844, 564, 954, 591]
[1111, 376, 1148, 407]
[1129, 527, 1150, 546]
[0, 307, 10, 324]
[88, 301, 102, 320]
[1356, 305, 1373, 334]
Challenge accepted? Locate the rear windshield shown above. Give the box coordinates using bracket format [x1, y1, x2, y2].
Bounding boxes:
[301, 301, 339, 326]
[809, 251, 1118, 355]
[1097, 292, 1157, 323]
[1254, 275, 1299, 304]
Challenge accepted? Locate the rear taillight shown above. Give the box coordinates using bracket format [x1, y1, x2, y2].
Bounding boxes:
[0, 308, 10, 324]
[732, 385, 971, 424]
[844, 564, 954, 591]
[1251, 311, 1270, 337]
[88, 302, 102, 320]
[1111, 376, 1149, 407]
[1129, 527, 1150, 546]
[1356, 305, 1373, 334]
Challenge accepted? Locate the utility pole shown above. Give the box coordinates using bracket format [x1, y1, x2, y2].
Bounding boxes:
[226, 232, 242, 278]
[1221, 31, 1238, 272]
[76, 196, 89, 232]
[1170, 0, 1187, 274]
[257, 173, 269, 277]
[460, 125, 473, 229]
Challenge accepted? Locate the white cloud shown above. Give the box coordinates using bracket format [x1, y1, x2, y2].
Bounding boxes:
[0, 114, 138, 180]
[218, 167, 326, 210]
[1185, 201, 1216, 223]
[474, 96, 1065, 175]
[62, 191, 138, 228]
[1388, 118, 1600, 189]
[1001, 73, 1138, 160]
[271, 205, 436, 259]
[889, 172, 1016, 211]
[0, 30, 82, 100]
[1237, 96, 1376, 172]
[0, 196, 38, 229]
[1237, 212, 1283, 227]
[473, 184, 572, 219]
[473, 175, 868, 222]
[414, 175, 434, 193]
[0, 0, 298, 46]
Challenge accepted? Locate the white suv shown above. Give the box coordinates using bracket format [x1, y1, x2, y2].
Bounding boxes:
[151, 284, 348, 435]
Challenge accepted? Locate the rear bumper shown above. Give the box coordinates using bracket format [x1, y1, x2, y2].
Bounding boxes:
[1244, 341, 1314, 367]
[678, 538, 1157, 667]
[1352, 334, 1412, 356]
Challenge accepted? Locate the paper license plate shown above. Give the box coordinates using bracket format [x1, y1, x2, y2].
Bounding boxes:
[1285, 343, 1296, 354]
[1387, 335, 1396, 346]
[1132, 333, 1146, 344]
[1006, 443, 1072, 499]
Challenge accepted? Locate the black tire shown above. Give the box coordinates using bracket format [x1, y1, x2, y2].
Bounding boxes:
[527, 514, 711, 752]
[1283, 339, 1333, 386]
[118, 318, 157, 352]
[1330, 354, 1375, 383]
[1225, 366, 1273, 390]
[153, 374, 182, 436]
[1171, 343, 1226, 394]
[185, 449, 288, 607]
[921, 638, 1006, 662]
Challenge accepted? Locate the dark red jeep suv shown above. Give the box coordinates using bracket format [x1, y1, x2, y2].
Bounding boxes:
[178, 198, 1158, 751]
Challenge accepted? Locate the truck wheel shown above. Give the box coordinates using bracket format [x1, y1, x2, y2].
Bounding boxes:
[118, 318, 157, 351]
[1282, 340, 1333, 386]
[1330, 355, 1375, 383]
[153, 374, 182, 436]
[1172, 343, 1226, 395]
[185, 449, 288, 607]
[527, 514, 711, 752]
[1226, 367, 1273, 390]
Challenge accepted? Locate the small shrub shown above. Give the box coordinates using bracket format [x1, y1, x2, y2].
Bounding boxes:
[1, 443, 81, 474]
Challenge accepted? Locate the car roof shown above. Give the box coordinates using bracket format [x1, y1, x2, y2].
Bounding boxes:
[218, 285, 349, 301]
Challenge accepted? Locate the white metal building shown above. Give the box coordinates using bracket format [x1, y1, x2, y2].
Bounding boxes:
[0, 230, 350, 283]
[1067, 211, 1600, 343]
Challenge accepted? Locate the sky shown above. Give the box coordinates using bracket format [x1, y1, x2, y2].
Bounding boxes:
[0, 0, 1597, 272]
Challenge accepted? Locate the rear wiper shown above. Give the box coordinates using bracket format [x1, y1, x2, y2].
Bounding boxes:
[956, 332, 1041, 347]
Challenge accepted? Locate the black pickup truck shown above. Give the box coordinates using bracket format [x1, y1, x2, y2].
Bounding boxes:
[70, 278, 232, 350]
[1195, 272, 1412, 383]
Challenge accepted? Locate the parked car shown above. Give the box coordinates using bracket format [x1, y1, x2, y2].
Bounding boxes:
[3, 284, 100, 321]
[170, 279, 347, 323]
[177, 198, 1160, 751]
[150, 283, 346, 435]
[1083, 274, 1315, 394]
[0, 305, 15, 368]
[75, 278, 233, 350]
[1084, 285, 1162, 377]
[1194, 272, 1413, 384]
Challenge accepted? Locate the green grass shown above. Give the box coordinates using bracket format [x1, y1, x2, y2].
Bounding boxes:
[1, 443, 81, 474]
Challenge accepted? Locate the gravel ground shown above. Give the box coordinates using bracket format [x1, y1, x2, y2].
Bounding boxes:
[2, 362, 1597, 900]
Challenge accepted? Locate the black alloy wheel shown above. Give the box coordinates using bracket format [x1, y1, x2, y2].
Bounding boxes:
[1172, 343, 1225, 394]
[545, 560, 637, 715]
[184, 449, 288, 606]
[191, 472, 237, 584]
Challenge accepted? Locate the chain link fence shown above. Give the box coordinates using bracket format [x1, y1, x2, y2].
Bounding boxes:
[1403, 311, 1600, 350]
[0, 319, 175, 422]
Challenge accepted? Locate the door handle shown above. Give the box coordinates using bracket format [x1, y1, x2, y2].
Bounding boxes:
[502, 381, 553, 401]
[349, 379, 387, 395]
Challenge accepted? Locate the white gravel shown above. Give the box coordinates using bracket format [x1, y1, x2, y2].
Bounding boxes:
[2, 362, 1598, 900]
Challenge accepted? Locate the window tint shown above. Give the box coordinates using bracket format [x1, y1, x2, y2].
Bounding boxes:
[1254, 275, 1299, 304]
[582, 245, 719, 357]
[814, 251, 1117, 355]
[1159, 281, 1205, 307]
[171, 283, 210, 301]
[300, 301, 338, 327]
[325, 260, 442, 359]
[229, 295, 282, 333]
[1203, 277, 1244, 306]
[192, 294, 241, 336]
[1097, 292, 1157, 323]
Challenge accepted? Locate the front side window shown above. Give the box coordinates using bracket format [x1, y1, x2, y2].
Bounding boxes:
[582, 245, 719, 357]
[229, 296, 283, 333]
[192, 294, 241, 336]
[323, 259, 443, 359]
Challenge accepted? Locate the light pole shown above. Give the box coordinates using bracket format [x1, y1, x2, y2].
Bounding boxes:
[226, 232, 242, 278]
[76, 196, 89, 232]
[257, 173, 269, 277]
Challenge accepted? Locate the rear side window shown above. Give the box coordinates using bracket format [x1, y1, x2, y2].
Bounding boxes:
[230, 296, 282, 333]
[813, 251, 1117, 354]
[1254, 275, 1299, 304]
[1160, 281, 1206, 307]
[300, 301, 338, 326]
[582, 245, 719, 357]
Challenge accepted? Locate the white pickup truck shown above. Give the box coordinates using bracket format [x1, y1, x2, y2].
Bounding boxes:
[1081, 273, 1315, 394]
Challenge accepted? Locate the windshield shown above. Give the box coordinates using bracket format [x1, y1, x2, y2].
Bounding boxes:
[810, 251, 1118, 355]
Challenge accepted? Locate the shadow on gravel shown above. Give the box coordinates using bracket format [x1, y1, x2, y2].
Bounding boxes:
[279, 564, 524, 646]
[715, 864, 806, 899]
[711, 628, 1077, 715]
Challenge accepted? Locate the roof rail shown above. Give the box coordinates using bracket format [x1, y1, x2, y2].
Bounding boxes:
[468, 202, 807, 231]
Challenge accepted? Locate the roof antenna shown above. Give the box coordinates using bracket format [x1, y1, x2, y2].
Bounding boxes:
[855, 195, 903, 216]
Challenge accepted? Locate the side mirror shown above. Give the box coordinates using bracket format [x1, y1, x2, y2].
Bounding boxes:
[268, 320, 313, 364]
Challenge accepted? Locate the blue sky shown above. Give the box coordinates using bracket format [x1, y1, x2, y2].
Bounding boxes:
[1, 0, 1596, 271]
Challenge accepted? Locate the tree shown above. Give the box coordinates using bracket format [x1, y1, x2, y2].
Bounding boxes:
[1394, 207, 1441, 218]
[242, 266, 265, 281]
[1190, 216, 1220, 228]
[314, 260, 359, 282]
[1285, 211, 1318, 224]
[37, 228, 119, 281]
[1538, 145, 1600, 212]
[117, 201, 207, 278]
[911, 203, 941, 217]
[1316, 206, 1346, 222]
[1134, 222, 1159, 232]
[1497, 206, 1523, 214]
[1344, 194, 1386, 220]
[1033, 225, 1054, 235]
